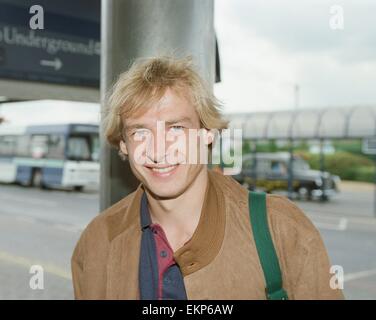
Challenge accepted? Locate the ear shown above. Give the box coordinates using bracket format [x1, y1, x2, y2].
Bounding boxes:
[119, 140, 128, 155]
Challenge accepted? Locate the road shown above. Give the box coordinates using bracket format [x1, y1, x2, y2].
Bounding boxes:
[0, 181, 375, 299]
[296, 181, 376, 300]
[0, 185, 98, 299]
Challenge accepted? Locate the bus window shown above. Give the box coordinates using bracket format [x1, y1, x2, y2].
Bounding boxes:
[67, 136, 91, 161]
[47, 135, 65, 160]
[15, 135, 30, 157]
[31, 135, 49, 159]
[0, 135, 16, 156]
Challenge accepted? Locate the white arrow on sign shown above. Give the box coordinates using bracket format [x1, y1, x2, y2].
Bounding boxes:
[40, 58, 63, 71]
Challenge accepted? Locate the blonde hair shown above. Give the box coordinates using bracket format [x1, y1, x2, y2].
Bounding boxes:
[103, 56, 228, 154]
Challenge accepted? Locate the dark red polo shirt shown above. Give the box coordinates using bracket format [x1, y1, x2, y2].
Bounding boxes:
[139, 192, 188, 300]
[149, 223, 177, 299]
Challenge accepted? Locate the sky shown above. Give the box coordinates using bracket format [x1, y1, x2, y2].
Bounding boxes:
[1, 0, 375, 124]
[214, 0, 376, 113]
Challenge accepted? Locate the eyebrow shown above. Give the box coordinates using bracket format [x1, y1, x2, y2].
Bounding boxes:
[165, 117, 193, 126]
[126, 117, 193, 131]
[125, 124, 149, 131]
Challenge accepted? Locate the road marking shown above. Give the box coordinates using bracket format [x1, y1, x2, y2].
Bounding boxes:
[345, 268, 376, 282]
[54, 223, 83, 233]
[307, 213, 376, 232]
[304, 209, 376, 225]
[338, 218, 348, 230]
[312, 217, 348, 231]
[0, 251, 71, 280]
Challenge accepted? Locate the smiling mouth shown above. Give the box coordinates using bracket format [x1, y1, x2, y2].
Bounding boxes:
[146, 164, 179, 176]
[151, 166, 176, 173]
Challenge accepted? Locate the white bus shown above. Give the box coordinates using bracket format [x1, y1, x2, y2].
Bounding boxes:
[0, 123, 99, 190]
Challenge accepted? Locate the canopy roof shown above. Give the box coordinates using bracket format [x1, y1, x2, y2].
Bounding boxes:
[225, 106, 376, 140]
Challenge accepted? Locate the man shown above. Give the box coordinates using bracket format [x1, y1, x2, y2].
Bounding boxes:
[71, 56, 344, 300]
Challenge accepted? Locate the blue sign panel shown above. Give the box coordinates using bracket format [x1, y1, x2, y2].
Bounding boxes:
[0, 0, 100, 88]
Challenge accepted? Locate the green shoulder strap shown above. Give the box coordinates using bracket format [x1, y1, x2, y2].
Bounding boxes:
[248, 191, 288, 300]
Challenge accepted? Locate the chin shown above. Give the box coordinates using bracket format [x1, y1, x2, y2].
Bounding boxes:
[147, 186, 185, 199]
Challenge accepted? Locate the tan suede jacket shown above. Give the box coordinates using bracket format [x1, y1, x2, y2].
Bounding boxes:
[71, 169, 344, 300]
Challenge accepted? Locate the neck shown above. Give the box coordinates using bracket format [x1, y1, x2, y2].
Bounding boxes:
[145, 167, 209, 249]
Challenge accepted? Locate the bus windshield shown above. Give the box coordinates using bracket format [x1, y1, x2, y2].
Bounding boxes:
[67, 134, 99, 161]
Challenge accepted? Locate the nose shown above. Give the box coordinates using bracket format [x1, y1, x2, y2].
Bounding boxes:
[145, 129, 166, 164]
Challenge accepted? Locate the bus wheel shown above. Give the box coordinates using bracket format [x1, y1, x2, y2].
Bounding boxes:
[32, 170, 43, 188]
[74, 186, 84, 192]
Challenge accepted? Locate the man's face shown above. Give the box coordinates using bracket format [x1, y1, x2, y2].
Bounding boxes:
[120, 87, 211, 199]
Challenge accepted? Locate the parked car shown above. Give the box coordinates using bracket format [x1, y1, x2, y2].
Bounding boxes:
[231, 152, 340, 200]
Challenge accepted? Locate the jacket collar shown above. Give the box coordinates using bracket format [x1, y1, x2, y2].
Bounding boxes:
[106, 169, 226, 277]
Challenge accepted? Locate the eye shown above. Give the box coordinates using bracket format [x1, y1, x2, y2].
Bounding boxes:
[169, 125, 185, 132]
[132, 129, 151, 139]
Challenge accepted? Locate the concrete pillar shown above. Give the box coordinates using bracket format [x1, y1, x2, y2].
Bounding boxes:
[100, 0, 216, 210]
